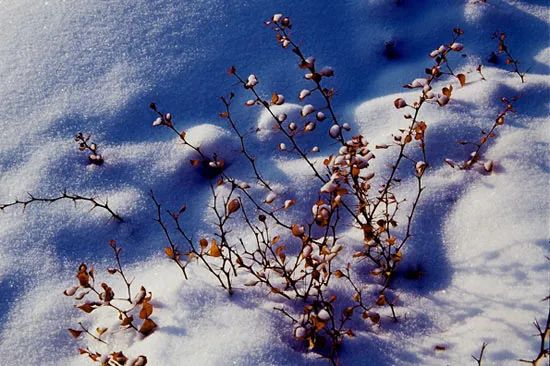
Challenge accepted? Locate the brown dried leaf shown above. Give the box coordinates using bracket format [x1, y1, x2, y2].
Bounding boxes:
[68, 328, 83, 338]
[139, 319, 157, 336]
[369, 312, 381, 324]
[291, 224, 304, 237]
[209, 239, 221, 257]
[110, 351, 128, 364]
[77, 264, 90, 287]
[131, 356, 148, 366]
[227, 199, 241, 215]
[376, 294, 387, 306]
[77, 303, 97, 313]
[394, 98, 407, 109]
[343, 307, 354, 318]
[334, 270, 344, 278]
[140, 300, 153, 320]
[442, 85, 453, 97]
[457, 73, 466, 87]
[164, 247, 174, 258]
[121, 315, 134, 327]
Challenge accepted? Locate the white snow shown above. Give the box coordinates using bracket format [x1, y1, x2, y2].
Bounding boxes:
[0, 1, 548, 366]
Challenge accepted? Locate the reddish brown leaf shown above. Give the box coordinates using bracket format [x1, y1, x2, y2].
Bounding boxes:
[121, 315, 134, 327]
[291, 224, 304, 237]
[68, 328, 83, 338]
[442, 85, 453, 97]
[376, 294, 387, 306]
[139, 300, 153, 320]
[77, 303, 98, 313]
[227, 199, 241, 215]
[334, 270, 344, 278]
[110, 351, 128, 364]
[139, 319, 157, 336]
[457, 73, 466, 87]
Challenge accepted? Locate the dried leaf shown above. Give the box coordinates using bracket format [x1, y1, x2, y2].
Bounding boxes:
[227, 199, 241, 215]
[121, 315, 134, 327]
[139, 319, 157, 336]
[394, 98, 407, 109]
[369, 312, 381, 324]
[131, 356, 148, 366]
[291, 224, 304, 237]
[343, 307, 354, 318]
[139, 300, 153, 320]
[483, 160, 494, 173]
[110, 351, 128, 364]
[74, 291, 89, 301]
[77, 303, 98, 313]
[63, 285, 79, 297]
[376, 294, 387, 306]
[209, 239, 221, 257]
[68, 328, 83, 338]
[164, 247, 174, 258]
[133, 286, 146, 305]
[457, 73, 466, 87]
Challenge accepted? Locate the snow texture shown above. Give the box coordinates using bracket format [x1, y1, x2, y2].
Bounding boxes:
[0, 1, 548, 365]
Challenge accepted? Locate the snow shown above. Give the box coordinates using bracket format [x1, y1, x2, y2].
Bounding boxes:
[0, 1, 548, 366]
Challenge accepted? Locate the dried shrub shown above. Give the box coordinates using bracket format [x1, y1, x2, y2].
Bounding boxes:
[64, 240, 153, 364]
[492, 31, 527, 83]
[148, 14, 469, 364]
[472, 342, 488, 366]
[519, 295, 550, 366]
[75, 132, 104, 165]
[0, 190, 123, 222]
[445, 97, 516, 172]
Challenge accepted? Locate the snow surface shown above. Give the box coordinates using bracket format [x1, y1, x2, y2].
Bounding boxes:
[0, 1, 548, 365]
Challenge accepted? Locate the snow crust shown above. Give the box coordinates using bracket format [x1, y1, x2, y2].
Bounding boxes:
[0, 1, 548, 366]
